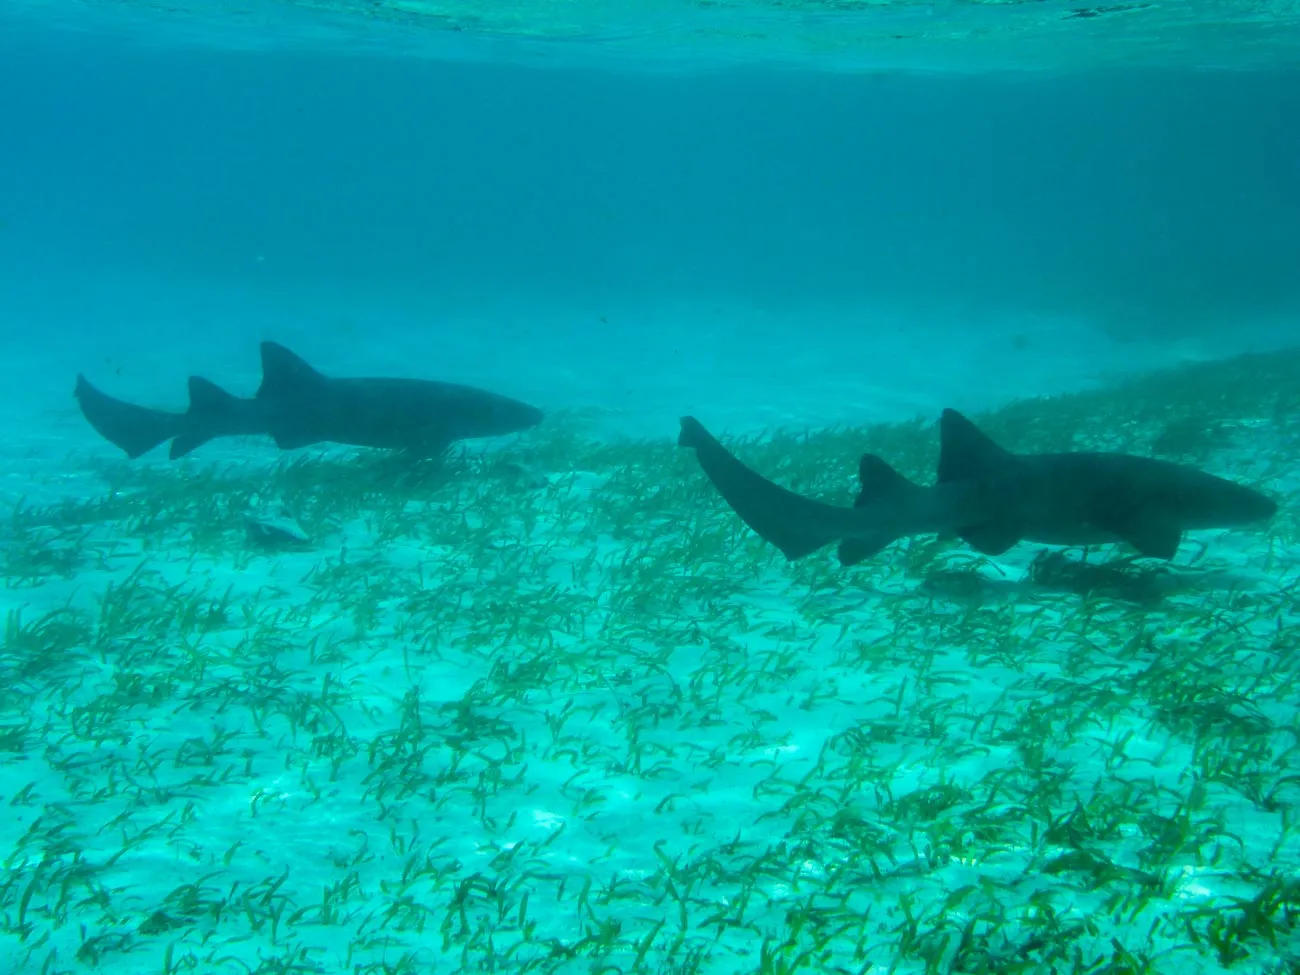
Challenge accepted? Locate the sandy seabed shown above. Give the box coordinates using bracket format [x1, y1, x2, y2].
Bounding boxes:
[1, 344, 1299, 974]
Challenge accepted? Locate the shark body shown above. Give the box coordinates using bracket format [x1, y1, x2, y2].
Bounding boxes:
[251, 341, 544, 456]
[678, 409, 1277, 563]
[75, 341, 544, 460]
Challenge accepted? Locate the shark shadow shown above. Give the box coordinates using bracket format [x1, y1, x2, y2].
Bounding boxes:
[678, 409, 1277, 563]
[75, 341, 544, 461]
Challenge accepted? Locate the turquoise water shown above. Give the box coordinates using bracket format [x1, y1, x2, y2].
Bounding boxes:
[1, 2, 1300, 973]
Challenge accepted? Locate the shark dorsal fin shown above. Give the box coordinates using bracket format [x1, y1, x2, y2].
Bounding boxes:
[187, 375, 240, 414]
[855, 454, 919, 507]
[938, 410, 1026, 556]
[837, 455, 920, 565]
[171, 376, 251, 459]
[258, 342, 327, 398]
[938, 409, 1015, 483]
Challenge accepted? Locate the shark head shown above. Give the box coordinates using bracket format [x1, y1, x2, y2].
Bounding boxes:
[1158, 464, 1278, 528]
[465, 393, 545, 438]
[936, 408, 1278, 559]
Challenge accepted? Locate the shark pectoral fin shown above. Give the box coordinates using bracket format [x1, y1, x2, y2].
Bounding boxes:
[1110, 514, 1182, 560]
[169, 435, 202, 459]
[956, 523, 1022, 556]
[270, 426, 322, 451]
[679, 416, 848, 561]
[838, 536, 894, 566]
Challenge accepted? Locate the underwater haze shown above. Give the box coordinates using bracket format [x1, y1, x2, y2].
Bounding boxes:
[3, 23, 1300, 446]
[2, 2, 1300, 974]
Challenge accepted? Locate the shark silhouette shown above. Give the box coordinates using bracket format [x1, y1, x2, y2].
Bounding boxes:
[75, 341, 544, 460]
[74, 372, 266, 460]
[678, 409, 1277, 563]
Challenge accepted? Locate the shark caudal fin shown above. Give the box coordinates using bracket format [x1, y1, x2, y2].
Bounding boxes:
[169, 376, 255, 459]
[74, 374, 184, 459]
[680, 416, 867, 561]
[936, 408, 1025, 556]
[836, 455, 922, 565]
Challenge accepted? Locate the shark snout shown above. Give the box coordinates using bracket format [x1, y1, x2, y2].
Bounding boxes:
[487, 398, 544, 435]
[521, 404, 545, 429]
[1235, 488, 1278, 525]
[1190, 477, 1279, 528]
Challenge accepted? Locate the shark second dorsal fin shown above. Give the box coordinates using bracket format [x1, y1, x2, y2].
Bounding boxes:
[837, 456, 920, 565]
[855, 454, 920, 506]
[170, 376, 247, 459]
[186, 375, 240, 415]
[938, 409, 1016, 483]
[258, 342, 328, 399]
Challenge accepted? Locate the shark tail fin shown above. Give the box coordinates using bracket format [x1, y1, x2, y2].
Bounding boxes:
[74, 374, 183, 459]
[170, 376, 242, 459]
[679, 416, 853, 561]
[677, 415, 716, 451]
[836, 454, 921, 565]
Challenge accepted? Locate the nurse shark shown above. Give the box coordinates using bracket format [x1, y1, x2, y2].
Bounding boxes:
[678, 409, 1277, 563]
[75, 341, 543, 460]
